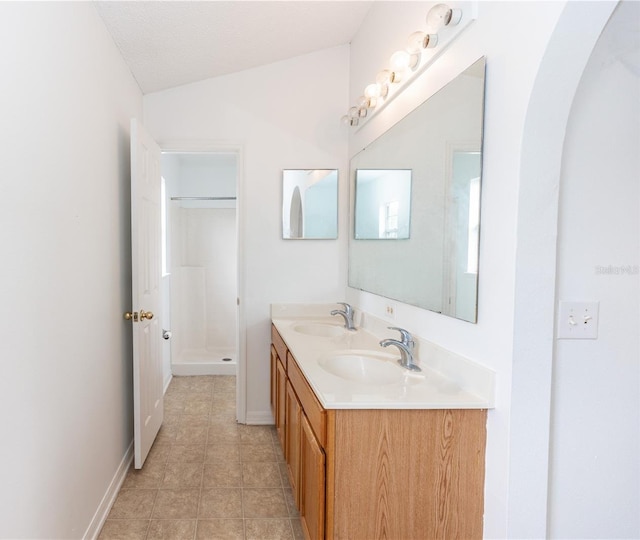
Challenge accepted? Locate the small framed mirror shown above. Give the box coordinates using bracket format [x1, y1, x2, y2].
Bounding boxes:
[354, 169, 412, 239]
[282, 169, 338, 239]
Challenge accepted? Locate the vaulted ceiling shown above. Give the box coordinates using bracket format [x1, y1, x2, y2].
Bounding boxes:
[95, 1, 372, 94]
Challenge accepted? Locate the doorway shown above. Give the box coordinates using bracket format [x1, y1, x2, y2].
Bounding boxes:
[160, 150, 244, 418]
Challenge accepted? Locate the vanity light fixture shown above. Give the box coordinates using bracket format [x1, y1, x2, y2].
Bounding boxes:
[425, 2, 462, 32]
[340, 2, 468, 128]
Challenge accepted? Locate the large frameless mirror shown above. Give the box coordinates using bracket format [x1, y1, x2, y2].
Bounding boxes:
[348, 57, 486, 322]
[282, 169, 338, 239]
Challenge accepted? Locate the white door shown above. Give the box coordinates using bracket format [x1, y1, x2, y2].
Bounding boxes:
[129, 118, 163, 469]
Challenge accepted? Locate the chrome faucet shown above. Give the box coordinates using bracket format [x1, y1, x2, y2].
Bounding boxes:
[330, 302, 356, 331]
[380, 327, 422, 372]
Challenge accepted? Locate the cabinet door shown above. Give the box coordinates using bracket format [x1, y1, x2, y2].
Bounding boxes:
[285, 381, 302, 507]
[270, 346, 277, 418]
[275, 357, 287, 450]
[300, 414, 325, 540]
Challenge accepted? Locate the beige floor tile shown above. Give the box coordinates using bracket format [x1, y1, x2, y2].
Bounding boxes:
[215, 387, 236, 399]
[163, 396, 185, 413]
[290, 518, 304, 540]
[216, 377, 236, 388]
[167, 377, 192, 392]
[122, 461, 166, 490]
[195, 519, 244, 540]
[270, 429, 280, 445]
[108, 489, 156, 519]
[162, 462, 204, 488]
[175, 424, 209, 445]
[199, 488, 243, 519]
[203, 462, 242, 487]
[212, 400, 236, 413]
[283, 488, 299, 517]
[273, 443, 286, 463]
[242, 462, 282, 488]
[184, 399, 213, 416]
[179, 414, 210, 429]
[238, 425, 275, 445]
[147, 519, 196, 540]
[205, 443, 241, 463]
[209, 409, 237, 423]
[277, 462, 290, 485]
[242, 488, 289, 518]
[168, 444, 206, 463]
[163, 412, 181, 427]
[155, 424, 178, 445]
[152, 489, 200, 519]
[98, 519, 149, 539]
[245, 518, 294, 540]
[191, 380, 216, 393]
[145, 443, 172, 466]
[209, 423, 240, 444]
[240, 444, 276, 462]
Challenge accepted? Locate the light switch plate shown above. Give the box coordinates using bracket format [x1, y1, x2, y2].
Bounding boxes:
[557, 301, 599, 339]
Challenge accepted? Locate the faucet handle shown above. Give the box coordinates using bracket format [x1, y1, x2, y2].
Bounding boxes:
[387, 326, 413, 346]
[336, 302, 353, 315]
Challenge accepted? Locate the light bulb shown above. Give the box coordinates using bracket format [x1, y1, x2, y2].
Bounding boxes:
[407, 31, 426, 54]
[358, 107, 368, 118]
[426, 3, 462, 32]
[364, 83, 381, 99]
[390, 50, 418, 73]
[376, 70, 393, 85]
[407, 31, 438, 53]
[340, 115, 350, 126]
[348, 106, 359, 118]
[374, 71, 393, 96]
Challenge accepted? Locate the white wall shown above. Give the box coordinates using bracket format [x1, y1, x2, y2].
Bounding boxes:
[549, 2, 639, 536]
[0, 3, 142, 538]
[143, 46, 349, 422]
[344, 1, 621, 538]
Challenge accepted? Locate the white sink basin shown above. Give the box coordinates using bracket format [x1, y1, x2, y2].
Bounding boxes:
[293, 322, 344, 338]
[318, 350, 405, 385]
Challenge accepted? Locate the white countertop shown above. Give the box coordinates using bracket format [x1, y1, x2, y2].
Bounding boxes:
[272, 305, 495, 410]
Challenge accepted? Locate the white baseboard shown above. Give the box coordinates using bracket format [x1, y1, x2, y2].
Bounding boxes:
[83, 441, 133, 540]
[244, 410, 275, 425]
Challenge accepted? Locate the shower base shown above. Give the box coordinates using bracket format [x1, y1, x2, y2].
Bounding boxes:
[172, 348, 237, 376]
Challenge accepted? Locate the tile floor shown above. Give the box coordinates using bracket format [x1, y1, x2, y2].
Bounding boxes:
[99, 375, 303, 540]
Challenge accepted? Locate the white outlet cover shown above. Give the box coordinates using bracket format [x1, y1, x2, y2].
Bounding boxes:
[557, 301, 599, 339]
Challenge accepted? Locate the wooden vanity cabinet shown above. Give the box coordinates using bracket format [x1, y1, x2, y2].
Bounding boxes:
[300, 413, 326, 540]
[271, 324, 487, 540]
[270, 325, 288, 451]
[285, 380, 302, 505]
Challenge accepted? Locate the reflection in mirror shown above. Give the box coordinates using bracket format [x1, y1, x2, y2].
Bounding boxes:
[282, 169, 338, 239]
[348, 57, 485, 322]
[354, 170, 412, 239]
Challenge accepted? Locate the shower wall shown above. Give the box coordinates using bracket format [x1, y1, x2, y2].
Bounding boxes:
[170, 204, 237, 371]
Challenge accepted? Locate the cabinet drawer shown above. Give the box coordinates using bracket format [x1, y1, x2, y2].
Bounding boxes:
[271, 324, 288, 369]
[287, 352, 326, 448]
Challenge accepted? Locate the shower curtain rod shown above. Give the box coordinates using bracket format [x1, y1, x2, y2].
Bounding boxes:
[170, 196, 237, 201]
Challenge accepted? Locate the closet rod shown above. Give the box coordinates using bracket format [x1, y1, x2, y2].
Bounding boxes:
[170, 196, 236, 201]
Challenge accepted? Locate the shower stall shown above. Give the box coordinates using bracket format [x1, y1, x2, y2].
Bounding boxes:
[162, 152, 238, 376]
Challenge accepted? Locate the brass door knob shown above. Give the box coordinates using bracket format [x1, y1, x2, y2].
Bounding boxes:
[140, 309, 154, 320]
[124, 311, 137, 321]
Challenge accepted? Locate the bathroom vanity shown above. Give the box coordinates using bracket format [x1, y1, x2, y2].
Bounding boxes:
[270, 305, 494, 540]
